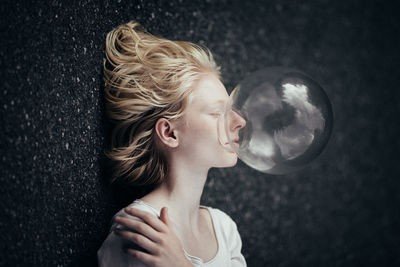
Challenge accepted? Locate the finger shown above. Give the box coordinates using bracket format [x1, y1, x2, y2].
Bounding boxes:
[115, 229, 158, 255]
[114, 216, 161, 243]
[160, 207, 170, 227]
[124, 207, 167, 232]
[125, 248, 159, 266]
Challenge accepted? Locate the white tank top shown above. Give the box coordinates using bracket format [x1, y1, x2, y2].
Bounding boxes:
[97, 199, 247, 267]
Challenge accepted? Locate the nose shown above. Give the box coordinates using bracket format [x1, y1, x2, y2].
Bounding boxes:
[229, 109, 246, 132]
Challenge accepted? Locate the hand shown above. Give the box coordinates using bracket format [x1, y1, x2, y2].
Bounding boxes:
[114, 207, 194, 267]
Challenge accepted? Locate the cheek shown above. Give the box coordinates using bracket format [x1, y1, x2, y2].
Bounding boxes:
[179, 116, 238, 167]
[181, 117, 219, 147]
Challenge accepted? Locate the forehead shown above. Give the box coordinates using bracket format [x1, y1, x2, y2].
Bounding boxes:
[189, 73, 228, 106]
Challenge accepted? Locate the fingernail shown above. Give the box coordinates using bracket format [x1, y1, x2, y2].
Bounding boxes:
[124, 207, 132, 213]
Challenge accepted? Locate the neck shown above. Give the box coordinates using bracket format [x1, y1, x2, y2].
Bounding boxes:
[140, 157, 210, 232]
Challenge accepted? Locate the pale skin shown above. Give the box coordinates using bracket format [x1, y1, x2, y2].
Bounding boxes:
[114, 72, 246, 267]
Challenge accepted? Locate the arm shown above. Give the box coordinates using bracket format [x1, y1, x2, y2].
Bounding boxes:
[114, 207, 194, 267]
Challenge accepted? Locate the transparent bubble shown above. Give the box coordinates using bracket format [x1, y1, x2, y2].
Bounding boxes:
[218, 67, 333, 174]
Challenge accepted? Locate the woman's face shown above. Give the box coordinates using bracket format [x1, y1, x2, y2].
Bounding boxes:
[176, 73, 246, 169]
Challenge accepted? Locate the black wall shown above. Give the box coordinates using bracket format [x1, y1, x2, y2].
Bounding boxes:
[1, 1, 399, 266]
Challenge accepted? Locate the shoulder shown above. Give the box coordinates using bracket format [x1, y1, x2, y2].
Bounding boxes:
[110, 199, 160, 231]
[98, 200, 153, 267]
[206, 207, 246, 260]
[206, 206, 240, 240]
[208, 206, 237, 225]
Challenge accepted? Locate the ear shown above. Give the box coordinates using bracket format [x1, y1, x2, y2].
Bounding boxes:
[154, 118, 179, 148]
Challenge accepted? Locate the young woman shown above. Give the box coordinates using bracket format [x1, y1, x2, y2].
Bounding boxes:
[98, 20, 247, 267]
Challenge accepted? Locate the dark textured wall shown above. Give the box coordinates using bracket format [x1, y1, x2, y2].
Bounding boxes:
[1, 1, 399, 266]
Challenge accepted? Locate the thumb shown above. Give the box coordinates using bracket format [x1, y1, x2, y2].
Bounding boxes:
[160, 207, 170, 226]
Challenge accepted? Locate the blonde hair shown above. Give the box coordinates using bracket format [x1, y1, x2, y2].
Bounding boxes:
[103, 20, 220, 188]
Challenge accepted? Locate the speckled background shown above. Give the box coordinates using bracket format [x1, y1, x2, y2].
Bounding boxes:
[1, 0, 399, 266]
